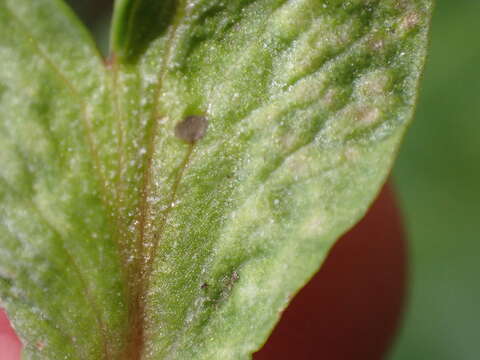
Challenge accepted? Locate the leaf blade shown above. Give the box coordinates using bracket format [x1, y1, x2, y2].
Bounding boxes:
[111, 0, 433, 359]
[0, 1, 127, 358]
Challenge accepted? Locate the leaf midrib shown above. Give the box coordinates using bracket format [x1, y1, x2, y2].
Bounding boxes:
[114, 1, 193, 359]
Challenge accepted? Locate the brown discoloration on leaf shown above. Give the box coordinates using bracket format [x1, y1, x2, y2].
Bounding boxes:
[399, 12, 421, 33]
[174, 115, 208, 143]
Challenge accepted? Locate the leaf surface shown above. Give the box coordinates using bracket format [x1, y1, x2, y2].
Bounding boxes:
[0, 0, 432, 359]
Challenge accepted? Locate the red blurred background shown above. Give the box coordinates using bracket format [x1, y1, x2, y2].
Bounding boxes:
[0, 309, 21, 359]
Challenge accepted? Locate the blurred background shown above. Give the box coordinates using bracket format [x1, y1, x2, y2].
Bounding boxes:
[391, 1, 480, 359]
[2, 0, 479, 358]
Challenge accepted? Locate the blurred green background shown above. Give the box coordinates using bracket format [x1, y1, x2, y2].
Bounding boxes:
[392, 1, 480, 359]
[65, 1, 480, 358]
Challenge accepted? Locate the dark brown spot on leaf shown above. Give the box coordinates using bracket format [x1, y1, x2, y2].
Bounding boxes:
[231, 271, 239, 283]
[174, 115, 208, 143]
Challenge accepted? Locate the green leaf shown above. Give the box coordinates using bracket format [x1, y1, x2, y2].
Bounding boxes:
[1, 0, 432, 359]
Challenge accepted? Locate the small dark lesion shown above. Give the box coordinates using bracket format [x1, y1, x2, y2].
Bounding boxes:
[229, 271, 240, 286]
[174, 115, 208, 144]
[221, 271, 240, 297]
[201, 270, 241, 308]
